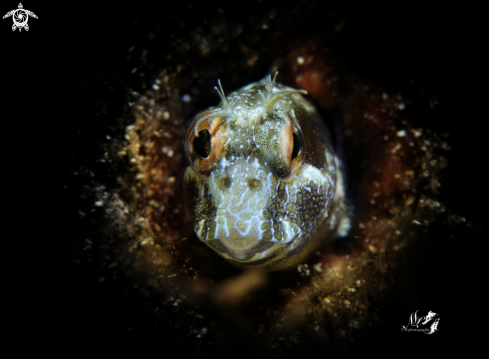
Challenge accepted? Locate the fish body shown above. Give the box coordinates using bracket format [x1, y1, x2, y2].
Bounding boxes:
[184, 75, 349, 270]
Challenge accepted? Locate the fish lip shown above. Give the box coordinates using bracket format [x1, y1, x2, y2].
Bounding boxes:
[195, 212, 302, 229]
[199, 207, 301, 216]
[210, 227, 302, 243]
[212, 235, 300, 242]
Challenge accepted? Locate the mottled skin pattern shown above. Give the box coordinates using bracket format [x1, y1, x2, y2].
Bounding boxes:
[184, 76, 349, 270]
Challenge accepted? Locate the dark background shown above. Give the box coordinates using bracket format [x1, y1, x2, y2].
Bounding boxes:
[3, 0, 483, 356]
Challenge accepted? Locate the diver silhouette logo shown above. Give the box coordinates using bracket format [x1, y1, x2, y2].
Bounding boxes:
[401, 310, 440, 335]
[3, 3, 38, 32]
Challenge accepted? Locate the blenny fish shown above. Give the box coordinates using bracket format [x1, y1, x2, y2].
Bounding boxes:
[92, 39, 449, 355]
[184, 74, 350, 270]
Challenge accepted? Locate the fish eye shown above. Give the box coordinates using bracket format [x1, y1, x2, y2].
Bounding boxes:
[184, 112, 228, 178]
[292, 132, 301, 160]
[193, 129, 211, 158]
[282, 122, 306, 180]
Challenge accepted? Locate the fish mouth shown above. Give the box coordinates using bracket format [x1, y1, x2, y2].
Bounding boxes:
[194, 208, 303, 263]
[206, 237, 287, 263]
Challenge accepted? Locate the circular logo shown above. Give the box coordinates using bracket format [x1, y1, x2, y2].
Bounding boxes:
[13, 9, 28, 27]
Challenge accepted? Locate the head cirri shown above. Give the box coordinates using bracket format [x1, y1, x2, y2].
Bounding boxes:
[184, 73, 349, 270]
